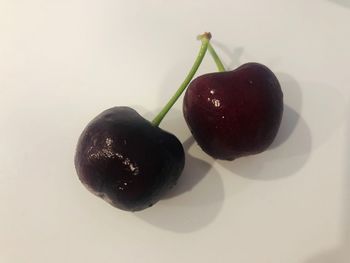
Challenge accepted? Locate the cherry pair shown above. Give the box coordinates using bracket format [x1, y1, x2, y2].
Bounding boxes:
[75, 33, 283, 211]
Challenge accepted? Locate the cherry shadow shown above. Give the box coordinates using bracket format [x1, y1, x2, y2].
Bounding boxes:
[135, 110, 225, 233]
[162, 136, 207, 199]
[210, 40, 244, 69]
[270, 72, 303, 149]
[218, 73, 312, 180]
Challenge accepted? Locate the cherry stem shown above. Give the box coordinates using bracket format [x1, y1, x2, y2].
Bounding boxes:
[152, 33, 211, 126]
[207, 42, 226, 72]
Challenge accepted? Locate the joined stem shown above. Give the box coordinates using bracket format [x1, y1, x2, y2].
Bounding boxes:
[198, 33, 226, 72]
[151, 33, 211, 126]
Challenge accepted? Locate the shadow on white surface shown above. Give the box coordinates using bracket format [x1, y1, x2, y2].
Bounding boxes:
[328, 0, 350, 8]
[218, 73, 312, 180]
[135, 139, 224, 233]
[304, 103, 350, 263]
[162, 136, 207, 199]
[270, 73, 303, 148]
[134, 109, 224, 233]
[210, 41, 244, 70]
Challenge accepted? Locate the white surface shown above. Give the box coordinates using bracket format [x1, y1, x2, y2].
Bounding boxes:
[0, 0, 349, 262]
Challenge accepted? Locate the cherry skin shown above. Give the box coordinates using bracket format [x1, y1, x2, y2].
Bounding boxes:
[183, 62, 283, 160]
[75, 107, 184, 211]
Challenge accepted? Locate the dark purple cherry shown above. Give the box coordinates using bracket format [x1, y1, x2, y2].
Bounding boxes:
[75, 107, 184, 211]
[74, 34, 211, 211]
[183, 62, 283, 160]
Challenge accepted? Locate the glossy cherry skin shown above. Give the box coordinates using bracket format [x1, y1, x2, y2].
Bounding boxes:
[75, 107, 185, 211]
[183, 62, 283, 160]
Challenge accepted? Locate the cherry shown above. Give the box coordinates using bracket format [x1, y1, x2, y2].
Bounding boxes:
[183, 37, 283, 160]
[74, 35, 211, 211]
[75, 107, 184, 211]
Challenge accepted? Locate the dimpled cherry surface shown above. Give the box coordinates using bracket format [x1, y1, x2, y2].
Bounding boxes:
[75, 107, 185, 211]
[183, 62, 283, 160]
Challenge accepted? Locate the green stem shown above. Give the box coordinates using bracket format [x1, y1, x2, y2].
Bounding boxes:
[152, 33, 211, 126]
[207, 42, 226, 72]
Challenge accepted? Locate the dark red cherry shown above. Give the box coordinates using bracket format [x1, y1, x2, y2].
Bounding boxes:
[75, 107, 185, 211]
[183, 62, 283, 160]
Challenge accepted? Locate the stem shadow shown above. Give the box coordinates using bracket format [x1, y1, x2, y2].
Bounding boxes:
[328, 0, 350, 9]
[210, 40, 244, 69]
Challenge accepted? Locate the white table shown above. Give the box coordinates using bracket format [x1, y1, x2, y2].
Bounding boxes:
[1, 1, 349, 262]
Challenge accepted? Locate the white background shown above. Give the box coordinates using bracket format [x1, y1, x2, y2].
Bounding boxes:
[1, 0, 349, 262]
